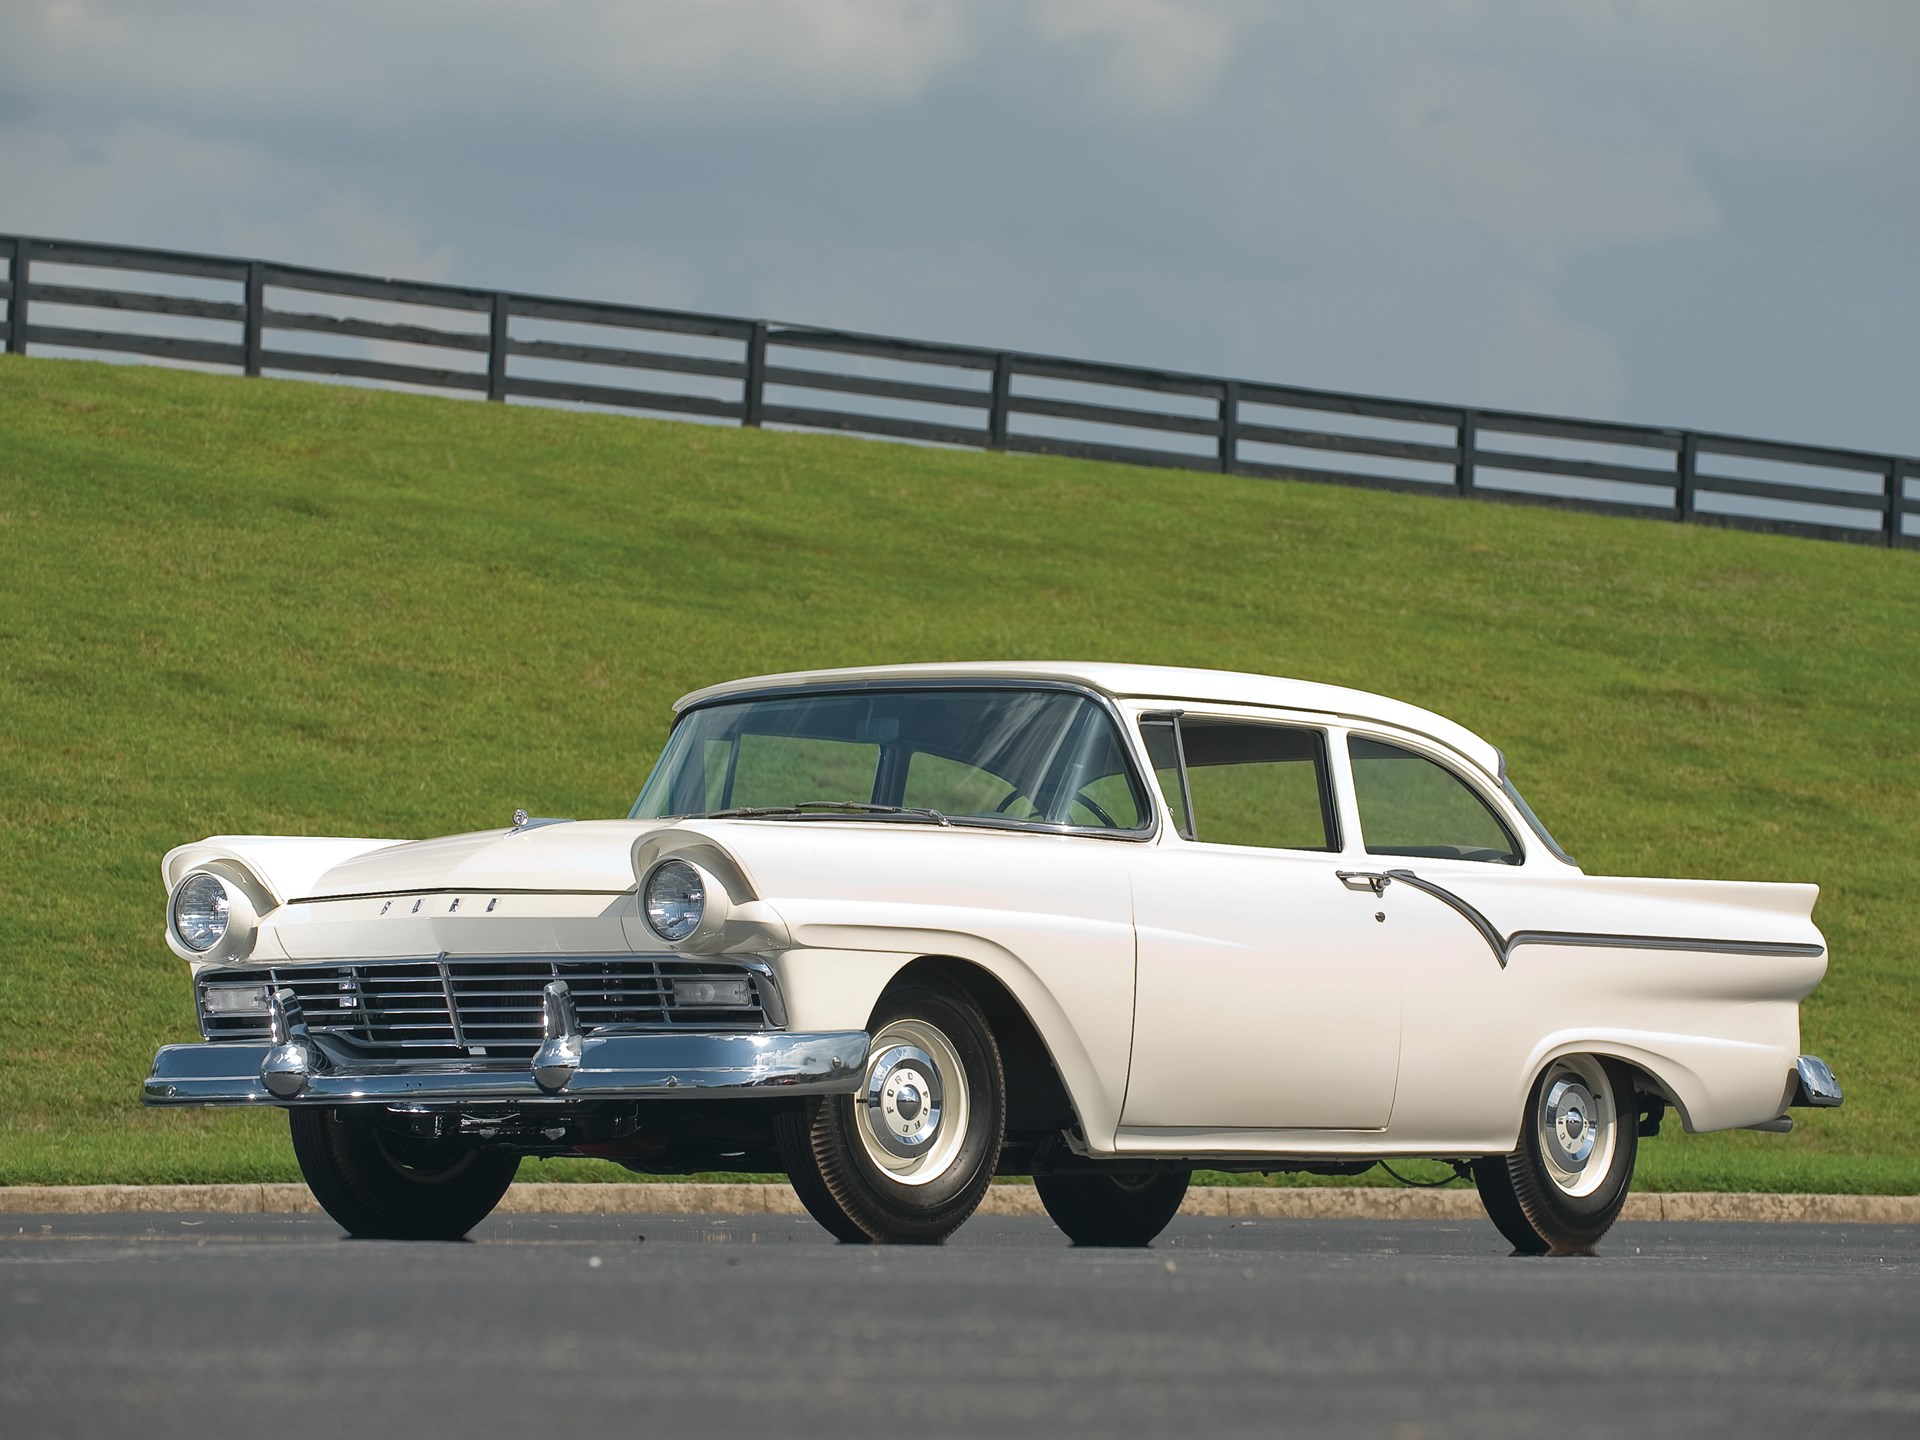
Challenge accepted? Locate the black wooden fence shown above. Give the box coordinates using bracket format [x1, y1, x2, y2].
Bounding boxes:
[3, 233, 1913, 548]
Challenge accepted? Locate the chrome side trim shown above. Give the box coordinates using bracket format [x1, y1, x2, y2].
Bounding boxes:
[143, 1029, 870, 1106]
[1383, 870, 1511, 965]
[1506, 930, 1828, 959]
[1381, 869, 1826, 969]
[288, 887, 629, 904]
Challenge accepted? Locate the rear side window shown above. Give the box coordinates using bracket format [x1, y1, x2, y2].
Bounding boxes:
[1176, 720, 1338, 851]
[1349, 737, 1520, 864]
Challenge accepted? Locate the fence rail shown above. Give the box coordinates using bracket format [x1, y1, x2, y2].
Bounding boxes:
[3, 233, 1913, 548]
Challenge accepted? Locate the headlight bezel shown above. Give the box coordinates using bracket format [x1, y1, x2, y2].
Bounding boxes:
[639, 856, 731, 950]
[643, 857, 707, 942]
[166, 866, 261, 965]
[170, 872, 230, 952]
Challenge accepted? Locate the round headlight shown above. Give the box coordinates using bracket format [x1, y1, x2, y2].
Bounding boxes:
[643, 859, 705, 942]
[171, 872, 231, 952]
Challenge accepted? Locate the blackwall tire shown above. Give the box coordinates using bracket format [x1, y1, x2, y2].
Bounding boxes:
[1475, 1055, 1638, 1256]
[1473, 1154, 1550, 1254]
[1034, 1168, 1191, 1247]
[773, 1105, 871, 1245]
[289, 1108, 519, 1240]
[776, 981, 1005, 1245]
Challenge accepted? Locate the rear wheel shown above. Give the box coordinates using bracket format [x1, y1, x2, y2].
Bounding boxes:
[777, 981, 1005, 1244]
[289, 1108, 519, 1240]
[1035, 1167, 1191, 1247]
[1474, 1055, 1637, 1256]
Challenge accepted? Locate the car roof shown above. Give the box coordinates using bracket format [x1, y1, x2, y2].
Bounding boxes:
[673, 662, 1504, 778]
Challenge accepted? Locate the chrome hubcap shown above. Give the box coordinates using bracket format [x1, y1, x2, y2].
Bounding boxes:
[1534, 1057, 1617, 1198]
[855, 1019, 970, 1187]
[866, 1045, 944, 1158]
[1544, 1078, 1596, 1167]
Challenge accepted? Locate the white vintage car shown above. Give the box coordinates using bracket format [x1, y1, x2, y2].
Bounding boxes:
[145, 663, 1841, 1251]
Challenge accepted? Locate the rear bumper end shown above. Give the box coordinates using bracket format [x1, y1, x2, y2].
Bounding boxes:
[1750, 1055, 1845, 1132]
[1789, 1054, 1843, 1109]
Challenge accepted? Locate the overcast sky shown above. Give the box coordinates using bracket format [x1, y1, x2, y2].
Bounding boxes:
[3, 0, 1915, 455]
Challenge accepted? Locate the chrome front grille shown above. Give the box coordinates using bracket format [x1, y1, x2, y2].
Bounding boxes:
[197, 955, 770, 1058]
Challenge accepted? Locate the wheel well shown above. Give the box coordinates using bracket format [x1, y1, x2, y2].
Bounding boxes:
[1613, 1059, 1691, 1133]
[1536, 1051, 1692, 1137]
[881, 956, 1080, 1143]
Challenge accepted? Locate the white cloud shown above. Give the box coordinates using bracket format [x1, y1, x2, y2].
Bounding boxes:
[1287, 32, 1720, 273]
[1030, 0, 1246, 115]
[220, 194, 455, 283]
[585, 0, 977, 105]
[37, 0, 125, 43]
[0, 123, 261, 243]
[1473, 283, 1627, 419]
[1559, 0, 1919, 149]
[2, 0, 982, 124]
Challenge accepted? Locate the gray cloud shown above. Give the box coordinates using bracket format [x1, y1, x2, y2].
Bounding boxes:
[1, 0, 1914, 453]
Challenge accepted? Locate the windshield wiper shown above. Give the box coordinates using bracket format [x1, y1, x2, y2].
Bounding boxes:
[701, 801, 952, 826]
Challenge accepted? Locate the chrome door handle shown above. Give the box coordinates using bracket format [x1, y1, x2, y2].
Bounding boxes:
[1336, 870, 1393, 896]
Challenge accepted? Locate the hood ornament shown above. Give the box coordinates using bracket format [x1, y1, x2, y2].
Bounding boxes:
[511, 808, 530, 829]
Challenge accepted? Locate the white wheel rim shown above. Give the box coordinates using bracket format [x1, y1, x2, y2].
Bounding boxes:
[1535, 1055, 1617, 1198]
[855, 1017, 970, 1188]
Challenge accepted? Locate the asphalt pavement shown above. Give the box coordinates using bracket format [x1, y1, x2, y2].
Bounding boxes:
[3, 1210, 1916, 1439]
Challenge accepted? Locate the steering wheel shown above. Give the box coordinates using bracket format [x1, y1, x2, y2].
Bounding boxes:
[994, 788, 1119, 829]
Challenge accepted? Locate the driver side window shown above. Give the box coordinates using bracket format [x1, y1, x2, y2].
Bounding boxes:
[1348, 736, 1521, 864]
[1158, 719, 1338, 851]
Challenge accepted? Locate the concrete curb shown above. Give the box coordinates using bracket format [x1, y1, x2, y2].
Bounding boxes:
[3, 1182, 1916, 1223]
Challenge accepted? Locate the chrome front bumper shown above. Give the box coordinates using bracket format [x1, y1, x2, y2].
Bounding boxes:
[145, 982, 869, 1107]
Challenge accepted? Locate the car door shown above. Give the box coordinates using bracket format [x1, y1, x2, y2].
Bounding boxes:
[1328, 731, 1546, 1143]
[1121, 711, 1404, 1131]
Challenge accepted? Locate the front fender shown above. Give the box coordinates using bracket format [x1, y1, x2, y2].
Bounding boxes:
[769, 922, 1132, 1149]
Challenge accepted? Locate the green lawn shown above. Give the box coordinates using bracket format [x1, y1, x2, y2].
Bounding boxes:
[2, 356, 1914, 1192]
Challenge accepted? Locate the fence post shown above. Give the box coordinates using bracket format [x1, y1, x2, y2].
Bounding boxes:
[242, 262, 264, 377]
[988, 354, 1012, 449]
[487, 294, 510, 402]
[5, 237, 27, 355]
[1677, 434, 1699, 523]
[1889, 459, 1907, 547]
[1455, 410, 1476, 497]
[742, 322, 768, 427]
[1218, 381, 1240, 474]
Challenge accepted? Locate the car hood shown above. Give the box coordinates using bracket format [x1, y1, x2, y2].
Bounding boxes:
[297, 820, 648, 898]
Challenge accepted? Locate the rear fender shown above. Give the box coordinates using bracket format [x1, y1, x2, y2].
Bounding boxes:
[1519, 1029, 1797, 1138]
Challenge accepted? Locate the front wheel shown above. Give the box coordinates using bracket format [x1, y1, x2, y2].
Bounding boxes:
[1035, 1167, 1191, 1247]
[289, 1108, 519, 1240]
[1474, 1054, 1638, 1255]
[776, 981, 1005, 1244]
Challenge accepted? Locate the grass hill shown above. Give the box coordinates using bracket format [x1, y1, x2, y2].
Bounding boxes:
[2, 355, 1915, 1192]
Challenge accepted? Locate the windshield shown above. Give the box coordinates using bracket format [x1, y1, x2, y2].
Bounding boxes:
[631, 686, 1152, 834]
